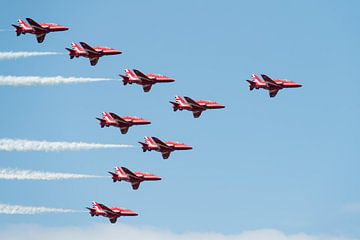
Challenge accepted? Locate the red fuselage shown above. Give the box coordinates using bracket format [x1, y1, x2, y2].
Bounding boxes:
[99, 112, 151, 128]
[249, 79, 302, 90]
[87, 202, 138, 223]
[139, 136, 192, 159]
[110, 167, 161, 182]
[71, 46, 121, 58]
[120, 69, 175, 92]
[97, 112, 151, 134]
[126, 73, 175, 85]
[170, 96, 225, 118]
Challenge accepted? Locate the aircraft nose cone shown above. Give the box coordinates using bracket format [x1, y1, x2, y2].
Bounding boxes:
[184, 145, 193, 150]
[217, 104, 225, 108]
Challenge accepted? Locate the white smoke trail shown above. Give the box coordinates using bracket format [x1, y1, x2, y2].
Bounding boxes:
[0, 139, 133, 152]
[0, 169, 105, 180]
[0, 203, 79, 214]
[0, 75, 115, 86]
[0, 51, 62, 60]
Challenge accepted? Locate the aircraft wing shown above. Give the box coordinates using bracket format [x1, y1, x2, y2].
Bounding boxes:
[161, 151, 171, 159]
[151, 137, 173, 150]
[80, 42, 100, 55]
[26, 18, 46, 32]
[184, 96, 205, 110]
[120, 126, 129, 134]
[98, 203, 116, 215]
[269, 89, 279, 98]
[35, 33, 46, 43]
[193, 111, 202, 118]
[109, 218, 117, 223]
[131, 182, 141, 190]
[89, 57, 99, 66]
[142, 84, 153, 92]
[133, 69, 155, 83]
[121, 167, 142, 181]
[261, 74, 280, 88]
[109, 112, 127, 124]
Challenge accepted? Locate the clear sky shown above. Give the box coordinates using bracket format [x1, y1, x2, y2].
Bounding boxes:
[0, 0, 359, 239]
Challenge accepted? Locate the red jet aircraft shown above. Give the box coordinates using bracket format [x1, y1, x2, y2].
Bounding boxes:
[170, 95, 225, 118]
[12, 18, 69, 43]
[246, 74, 302, 97]
[119, 69, 175, 92]
[97, 112, 151, 134]
[109, 166, 161, 190]
[139, 136, 192, 159]
[86, 201, 138, 224]
[66, 42, 122, 66]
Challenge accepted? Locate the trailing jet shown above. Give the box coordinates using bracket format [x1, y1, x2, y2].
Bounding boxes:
[119, 69, 175, 92]
[138, 136, 192, 159]
[246, 74, 302, 97]
[108, 166, 161, 190]
[97, 112, 151, 134]
[86, 201, 138, 224]
[12, 18, 69, 43]
[66, 42, 122, 66]
[170, 95, 225, 118]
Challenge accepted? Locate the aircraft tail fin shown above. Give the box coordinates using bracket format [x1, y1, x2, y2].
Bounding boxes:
[18, 19, 30, 29]
[175, 95, 189, 107]
[71, 42, 83, 52]
[251, 74, 263, 84]
[125, 69, 137, 80]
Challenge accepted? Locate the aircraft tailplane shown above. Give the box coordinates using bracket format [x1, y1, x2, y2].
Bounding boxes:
[119, 74, 129, 85]
[12, 25, 22, 36]
[169, 101, 179, 111]
[65, 48, 76, 59]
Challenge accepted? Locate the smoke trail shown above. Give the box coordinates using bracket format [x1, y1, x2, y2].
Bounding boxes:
[0, 203, 79, 214]
[0, 51, 61, 60]
[0, 75, 115, 86]
[0, 139, 133, 152]
[0, 169, 105, 180]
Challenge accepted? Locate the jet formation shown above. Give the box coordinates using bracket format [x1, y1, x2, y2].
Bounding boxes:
[11, 17, 303, 224]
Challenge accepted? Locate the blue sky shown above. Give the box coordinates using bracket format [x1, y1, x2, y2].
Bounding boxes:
[0, 0, 359, 238]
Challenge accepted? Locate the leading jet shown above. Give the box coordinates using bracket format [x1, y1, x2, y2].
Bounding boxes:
[246, 74, 302, 97]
